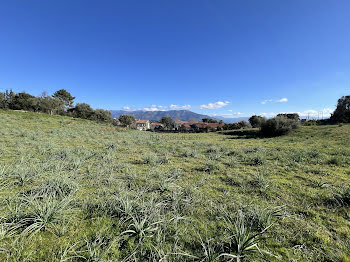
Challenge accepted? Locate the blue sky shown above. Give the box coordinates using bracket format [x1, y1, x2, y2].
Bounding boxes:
[1, 1, 349, 118]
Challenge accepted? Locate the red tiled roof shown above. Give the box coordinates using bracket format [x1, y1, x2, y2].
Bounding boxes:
[193, 123, 207, 128]
[136, 120, 149, 124]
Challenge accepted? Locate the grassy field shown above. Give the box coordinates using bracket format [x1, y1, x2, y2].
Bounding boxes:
[0, 110, 350, 261]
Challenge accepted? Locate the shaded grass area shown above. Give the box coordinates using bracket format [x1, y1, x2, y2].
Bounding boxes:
[0, 110, 350, 261]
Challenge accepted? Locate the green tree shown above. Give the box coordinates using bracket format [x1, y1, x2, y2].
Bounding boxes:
[202, 118, 218, 123]
[160, 116, 174, 129]
[223, 121, 251, 130]
[9, 92, 36, 111]
[119, 115, 136, 127]
[261, 116, 300, 137]
[4, 89, 15, 109]
[38, 94, 64, 115]
[0, 92, 5, 109]
[93, 109, 113, 123]
[277, 113, 300, 121]
[331, 95, 350, 123]
[72, 103, 95, 119]
[249, 115, 266, 128]
[53, 89, 75, 110]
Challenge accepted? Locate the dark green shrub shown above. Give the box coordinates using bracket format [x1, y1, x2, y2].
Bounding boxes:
[260, 116, 300, 137]
[249, 115, 266, 128]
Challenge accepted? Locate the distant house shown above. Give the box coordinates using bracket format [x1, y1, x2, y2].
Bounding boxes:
[150, 122, 164, 130]
[136, 120, 150, 130]
[174, 120, 190, 130]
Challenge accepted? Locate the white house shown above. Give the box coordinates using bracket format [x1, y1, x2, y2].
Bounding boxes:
[136, 120, 150, 130]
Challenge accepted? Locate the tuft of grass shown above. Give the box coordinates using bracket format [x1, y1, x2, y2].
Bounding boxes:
[331, 186, 350, 207]
[247, 154, 266, 166]
[220, 211, 274, 262]
[204, 161, 221, 173]
[11, 194, 73, 236]
[30, 177, 78, 199]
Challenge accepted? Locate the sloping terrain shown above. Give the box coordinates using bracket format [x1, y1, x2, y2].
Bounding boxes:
[0, 110, 349, 261]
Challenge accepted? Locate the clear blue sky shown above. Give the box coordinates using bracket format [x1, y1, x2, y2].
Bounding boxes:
[1, 1, 349, 118]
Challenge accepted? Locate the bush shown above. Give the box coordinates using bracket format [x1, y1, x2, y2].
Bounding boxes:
[302, 120, 318, 126]
[260, 116, 300, 137]
[249, 115, 266, 128]
[330, 95, 350, 123]
[223, 120, 251, 130]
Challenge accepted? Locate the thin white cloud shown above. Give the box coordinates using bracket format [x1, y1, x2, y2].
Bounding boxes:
[261, 112, 277, 117]
[142, 105, 167, 111]
[298, 108, 334, 118]
[212, 112, 246, 118]
[277, 98, 288, 103]
[259, 108, 334, 118]
[125, 104, 191, 111]
[261, 98, 288, 104]
[170, 104, 191, 110]
[200, 101, 230, 109]
[261, 99, 273, 105]
[227, 109, 233, 112]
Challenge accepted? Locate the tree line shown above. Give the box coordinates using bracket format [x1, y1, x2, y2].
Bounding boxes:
[1, 89, 349, 132]
[0, 89, 115, 124]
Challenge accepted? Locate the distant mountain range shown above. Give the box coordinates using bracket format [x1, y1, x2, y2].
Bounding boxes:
[213, 116, 250, 123]
[110, 110, 249, 123]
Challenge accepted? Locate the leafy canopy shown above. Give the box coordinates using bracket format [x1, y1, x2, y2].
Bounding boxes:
[53, 89, 75, 109]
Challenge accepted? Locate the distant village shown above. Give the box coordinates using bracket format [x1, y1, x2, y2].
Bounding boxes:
[114, 118, 225, 132]
[136, 119, 224, 132]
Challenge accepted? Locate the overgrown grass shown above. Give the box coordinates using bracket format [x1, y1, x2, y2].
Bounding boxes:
[0, 110, 350, 261]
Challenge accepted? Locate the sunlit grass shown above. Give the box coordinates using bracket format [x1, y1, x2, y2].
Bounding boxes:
[0, 110, 350, 261]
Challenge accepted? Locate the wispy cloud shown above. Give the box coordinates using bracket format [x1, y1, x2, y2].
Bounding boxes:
[169, 104, 191, 110]
[142, 105, 167, 111]
[212, 112, 246, 118]
[122, 104, 191, 111]
[261, 99, 273, 105]
[261, 98, 288, 104]
[276, 98, 288, 103]
[260, 108, 334, 118]
[200, 101, 230, 109]
[298, 108, 334, 117]
[260, 112, 277, 117]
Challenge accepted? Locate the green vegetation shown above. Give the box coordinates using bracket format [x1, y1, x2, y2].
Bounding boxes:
[0, 110, 350, 261]
[160, 116, 175, 129]
[260, 116, 300, 137]
[223, 121, 251, 130]
[331, 95, 350, 123]
[0, 89, 115, 125]
[248, 115, 266, 128]
[119, 115, 136, 127]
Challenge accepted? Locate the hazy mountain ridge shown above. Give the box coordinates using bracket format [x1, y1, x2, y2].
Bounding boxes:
[110, 110, 210, 121]
[110, 110, 249, 123]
